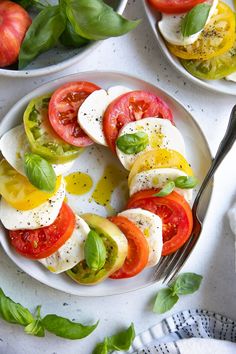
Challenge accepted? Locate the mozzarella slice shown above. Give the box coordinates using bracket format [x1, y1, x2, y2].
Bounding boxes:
[225, 73, 236, 82]
[38, 215, 90, 274]
[0, 180, 65, 230]
[158, 0, 218, 46]
[129, 168, 193, 204]
[116, 117, 186, 170]
[0, 125, 74, 177]
[78, 86, 131, 146]
[119, 208, 163, 267]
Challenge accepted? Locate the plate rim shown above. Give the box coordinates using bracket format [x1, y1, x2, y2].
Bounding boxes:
[0, 0, 128, 78]
[0, 70, 214, 296]
[142, 0, 236, 96]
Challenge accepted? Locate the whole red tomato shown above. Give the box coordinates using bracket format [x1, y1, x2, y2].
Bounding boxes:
[0, 1, 32, 67]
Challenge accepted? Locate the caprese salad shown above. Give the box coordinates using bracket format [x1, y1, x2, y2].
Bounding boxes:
[149, 0, 236, 82]
[0, 80, 197, 285]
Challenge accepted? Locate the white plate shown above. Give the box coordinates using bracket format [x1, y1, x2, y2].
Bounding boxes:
[0, 71, 213, 296]
[143, 0, 236, 96]
[0, 0, 127, 78]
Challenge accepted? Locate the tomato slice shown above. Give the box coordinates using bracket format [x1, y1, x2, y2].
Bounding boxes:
[0, 159, 62, 211]
[128, 148, 193, 186]
[167, 2, 235, 60]
[103, 91, 174, 152]
[147, 0, 206, 14]
[108, 215, 149, 278]
[24, 94, 81, 164]
[126, 189, 193, 256]
[48, 81, 100, 147]
[9, 203, 75, 259]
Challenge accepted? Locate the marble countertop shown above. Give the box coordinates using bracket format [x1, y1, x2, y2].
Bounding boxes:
[0, 1, 236, 353]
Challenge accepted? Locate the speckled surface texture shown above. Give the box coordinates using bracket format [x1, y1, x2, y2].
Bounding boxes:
[0, 1, 236, 353]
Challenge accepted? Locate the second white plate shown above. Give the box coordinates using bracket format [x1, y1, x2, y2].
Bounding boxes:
[143, 0, 236, 96]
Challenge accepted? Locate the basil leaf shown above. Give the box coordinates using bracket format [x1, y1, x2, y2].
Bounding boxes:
[19, 6, 66, 69]
[174, 176, 198, 189]
[85, 230, 107, 271]
[153, 288, 179, 314]
[24, 153, 56, 192]
[24, 305, 45, 337]
[0, 288, 34, 326]
[107, 323, 135, 351]
[92, 338, 108, 354]
[153, 181, 175, 197]
[60, 21, 90, 48]
[170, 273, 203, 296]
[65, 0, 140, 41]
[181, 4, 211, 37]
[116, 132, 149, 155]
[41, 315, 98, 339]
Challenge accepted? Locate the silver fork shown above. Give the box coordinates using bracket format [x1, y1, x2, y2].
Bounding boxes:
[152, 105, 236, 285]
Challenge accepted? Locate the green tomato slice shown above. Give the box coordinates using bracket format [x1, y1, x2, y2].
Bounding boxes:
[67, 214, 128, 285]
[23, 94, 82, 164]
[181, 23, 236, 80]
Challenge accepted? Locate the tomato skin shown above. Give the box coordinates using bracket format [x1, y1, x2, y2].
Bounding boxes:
[49, 81, 100, 147]
[126, 189, 193, 256]
[108, 215, 149, 279]
[103, 91, 174, 153]
[0, 1, 31, 67]
[147, 0, 206, 14]
[9, 203, 75, 259]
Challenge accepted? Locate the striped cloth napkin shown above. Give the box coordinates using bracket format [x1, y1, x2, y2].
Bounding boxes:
[122, 309, 236, 354]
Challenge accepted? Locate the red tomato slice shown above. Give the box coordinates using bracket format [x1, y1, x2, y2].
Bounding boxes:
[103, 90, 174, 152]
[48, 81, 100, 147]
[147, 0, 206, 14]
[9, 203, 75, 259]
[108, 215, 149, 279]
[126, 189, 193, 256]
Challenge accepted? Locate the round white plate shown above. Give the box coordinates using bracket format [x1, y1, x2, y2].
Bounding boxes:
[0, 0, 127, 78]
[143, 0, 236, 96]
[0, 71, 213, 296]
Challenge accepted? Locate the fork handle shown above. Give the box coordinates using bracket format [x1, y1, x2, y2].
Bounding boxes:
[193, 105, 236, 211]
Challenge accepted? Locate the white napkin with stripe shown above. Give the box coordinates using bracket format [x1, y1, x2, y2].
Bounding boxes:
[117, 309, 236, 354]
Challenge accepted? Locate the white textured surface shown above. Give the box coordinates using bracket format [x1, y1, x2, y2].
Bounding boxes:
[0, 0, 236, 353]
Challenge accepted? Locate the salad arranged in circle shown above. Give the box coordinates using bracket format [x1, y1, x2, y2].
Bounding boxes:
[0, 80, 198, 285]
[148, 0, 236, 82]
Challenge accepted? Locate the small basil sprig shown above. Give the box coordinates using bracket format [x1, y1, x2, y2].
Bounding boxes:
[24, 306, 45, 337]
[93, 323, 135, 354]
[0, 288, 34, 326]
[24, 153, 56, 193]
[116, 132, 149, 155]
[60, 21, 90, 48]
[153, 273, 203, 314]
[85, 230, 107, 271]
[41, 315, 98, 339]
[0, 288, 98, 340]
[181, 3, 211, 38]
[65, 0, 140, 41]
[19, 5, 67, 69]
[153, 176, 198, 197]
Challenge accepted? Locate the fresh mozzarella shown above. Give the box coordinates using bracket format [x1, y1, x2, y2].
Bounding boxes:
[158, 0, 218, 46]
[116, 117, 186, 170]
[38, 215, 90, 274]
[0, 180, 65, 230]
[129, 168, 193, 203]
[78, 86, 131, 146]
[0, 125, 74, 176]
[119, 208, 163, 267]
[225, 73, 236, 82]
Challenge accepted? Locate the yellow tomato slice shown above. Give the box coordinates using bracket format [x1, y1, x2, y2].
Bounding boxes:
[0, 159, 62, 210]
[128, 149, 193, 185]
[167, 2, 235, 60]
